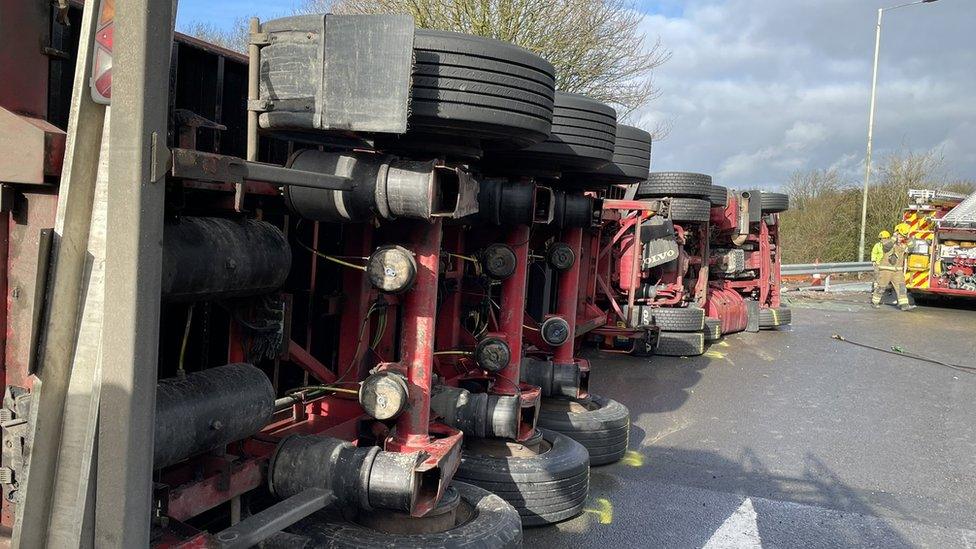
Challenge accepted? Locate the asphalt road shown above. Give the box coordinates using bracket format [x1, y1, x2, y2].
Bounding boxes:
[524, 294, 976, 549]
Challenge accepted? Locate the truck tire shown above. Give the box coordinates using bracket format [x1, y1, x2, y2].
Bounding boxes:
[704, 318, 722, 341]
[567, 124, 652, 185]
[648, 306, 705, 331]
[454, 429, 589, 526]
[655, 331, 705, 357]
[636, 172, 712, 199]
[260, 24, 556, 154]
[485, 92, 617, 174]
[537, 394, 630, 466]
[406, 30, 557, 151]
[709, 185, 728, 207]
[286, 482, 522, 548]
[760, 192, 790, 214]
[759, 306, 791, 328]
[668, 198, 712, 223]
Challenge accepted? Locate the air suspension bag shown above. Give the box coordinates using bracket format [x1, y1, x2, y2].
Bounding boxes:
[161, 217, 290, 301]
[269, 434, 422, 513]
[154, 363, 274, 468]
[430, 386, 519, 440]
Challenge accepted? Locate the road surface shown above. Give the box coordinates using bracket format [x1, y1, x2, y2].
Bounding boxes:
[524, 294, 976, 548]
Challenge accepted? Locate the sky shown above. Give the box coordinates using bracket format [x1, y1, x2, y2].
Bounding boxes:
[177, 0, 976, 188]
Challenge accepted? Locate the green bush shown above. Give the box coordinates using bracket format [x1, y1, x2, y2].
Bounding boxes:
[778, 151, 974, 264]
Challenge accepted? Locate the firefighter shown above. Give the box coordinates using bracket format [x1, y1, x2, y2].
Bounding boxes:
[871, 223, 913, 310]
[871, 230, 890, 274]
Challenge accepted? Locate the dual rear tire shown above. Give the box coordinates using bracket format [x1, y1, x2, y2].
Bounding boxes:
[454, 428, 590, 527]
[759, 306, 792, 328]
[537, 394, 630, 466]
[285, 482, 522, 548]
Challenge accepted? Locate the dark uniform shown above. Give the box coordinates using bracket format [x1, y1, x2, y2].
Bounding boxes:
[871, 236, 910, 310]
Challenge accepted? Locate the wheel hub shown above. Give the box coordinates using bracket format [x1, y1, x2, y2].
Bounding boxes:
[355, 485, 470, 535]
[464, 434, 548, 458]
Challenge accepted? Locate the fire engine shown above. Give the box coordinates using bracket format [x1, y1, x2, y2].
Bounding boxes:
[903, 189, 976, 298]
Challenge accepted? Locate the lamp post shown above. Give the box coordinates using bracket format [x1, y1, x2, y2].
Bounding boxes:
[858, 0, 939, 261]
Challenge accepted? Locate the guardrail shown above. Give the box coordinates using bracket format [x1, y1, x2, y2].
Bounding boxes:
[781, 262, 874, 275]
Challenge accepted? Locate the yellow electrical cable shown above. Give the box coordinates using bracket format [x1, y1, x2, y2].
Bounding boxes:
[293, 230, 367, 271]
[371, 308, 387, 349]
[433, 350, 474, 356]
[288, 384, 361, 396]
[446, 252, 480, 263]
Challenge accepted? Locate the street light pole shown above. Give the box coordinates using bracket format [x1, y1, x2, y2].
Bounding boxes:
[858, 0, 939, 261]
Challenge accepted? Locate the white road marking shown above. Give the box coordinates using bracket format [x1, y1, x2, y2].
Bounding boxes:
[703, 497, 762, 549]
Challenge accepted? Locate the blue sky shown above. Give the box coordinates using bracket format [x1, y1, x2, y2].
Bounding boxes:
[177, 0, 976, 187]
[176, 1, 296, 31]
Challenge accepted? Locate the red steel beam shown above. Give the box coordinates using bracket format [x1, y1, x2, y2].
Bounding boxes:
[495, 225, 529, 390]
[390, 219, 442, 451]
[337, 224, 374, 380]
[554, 227, 583, 365]
[288, 340, 337, 384]
[166, 457, 263, 522]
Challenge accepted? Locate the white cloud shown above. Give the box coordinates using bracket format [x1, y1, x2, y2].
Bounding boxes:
[637, 0, 976, 188]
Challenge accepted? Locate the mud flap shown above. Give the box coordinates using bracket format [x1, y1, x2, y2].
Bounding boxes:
[641, 218, 679, 269]
[745, 300, 760, 332]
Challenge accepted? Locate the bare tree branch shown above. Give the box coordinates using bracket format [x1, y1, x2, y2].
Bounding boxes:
[180, 17, 252, 53]
[315, 0, 669, 114]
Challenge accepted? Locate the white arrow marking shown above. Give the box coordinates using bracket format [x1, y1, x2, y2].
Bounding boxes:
[703, 497, 762, 549]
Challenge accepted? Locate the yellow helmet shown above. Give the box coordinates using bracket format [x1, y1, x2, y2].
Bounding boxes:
[894, 222, 911, 236]
[878, 230, 891, 239]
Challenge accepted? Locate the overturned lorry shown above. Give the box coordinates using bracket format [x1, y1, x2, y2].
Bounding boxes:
[0, 2, 668, 547]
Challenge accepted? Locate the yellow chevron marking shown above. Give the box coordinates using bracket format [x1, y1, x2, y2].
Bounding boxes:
[907, 271, 929, 288]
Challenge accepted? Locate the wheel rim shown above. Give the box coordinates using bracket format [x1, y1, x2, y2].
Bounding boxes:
[352, 486, 475, 535]
[540, 397, 597, 415]
[464, 434, 550, 458]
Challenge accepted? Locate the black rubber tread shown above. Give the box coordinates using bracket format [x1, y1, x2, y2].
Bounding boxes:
[482, 92, 617, 174]
[286, 482, 522, 548]
[709, 185, 729, 207]
[566, 124, 652, 185]
[486, 474, 589, 500]
[636, 172, 713, 199]
[760, 191, 790, 213]
[704, 318, 723, 341]
[537, 394, 630, 466]
[454, 429, 589, 526]
[412, 62, 554, 101]
[759, 306, 792, 328]
[404, 29, 556, 150]
[648, 306, 706, 332]
[655, 331, 706, 357]
[466, 470, 587, 494]
[613, 153, 651, 165]
[668, 198, 712, 223]
[522, 504, 587, 527]
[553, 429, 629, 444]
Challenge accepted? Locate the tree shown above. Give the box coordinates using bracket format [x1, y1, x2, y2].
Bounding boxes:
[306, 0, 669, 116]
[779, 169, 859, 264]
[180, 17, 251, 53]
[778, 149, 976, 264]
